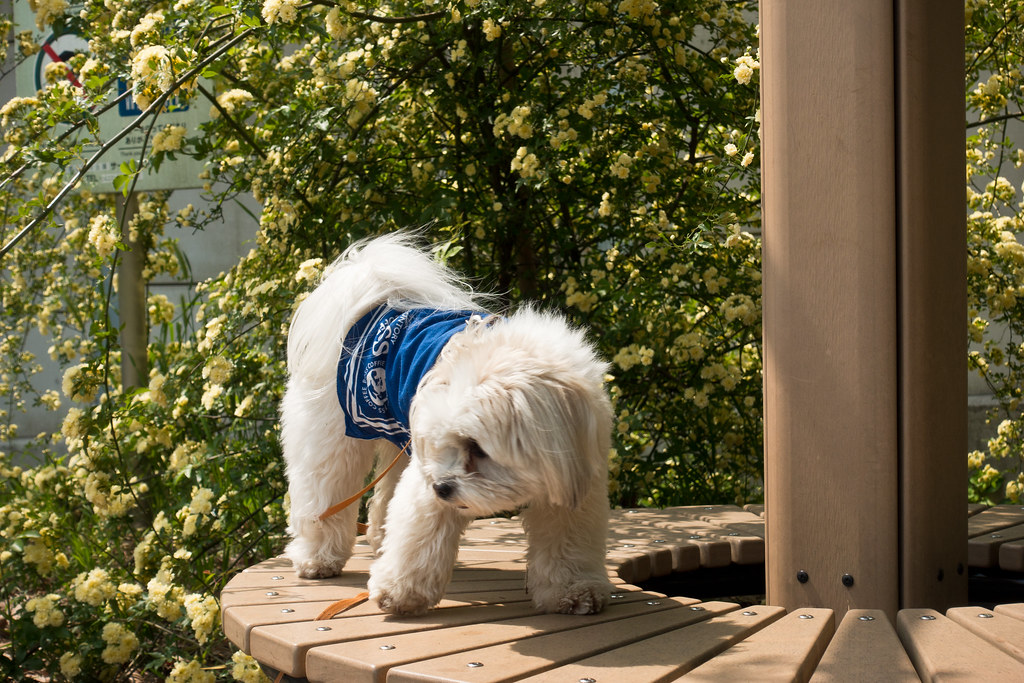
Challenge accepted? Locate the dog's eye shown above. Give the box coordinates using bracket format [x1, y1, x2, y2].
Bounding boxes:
[466, 440, 488, 461]
[464, 440, 488, 473]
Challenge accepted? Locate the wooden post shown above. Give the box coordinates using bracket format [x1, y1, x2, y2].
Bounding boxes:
[760, 0, 966, 621]
[895, 0, 967, 610]
[116, 193, 148, 392]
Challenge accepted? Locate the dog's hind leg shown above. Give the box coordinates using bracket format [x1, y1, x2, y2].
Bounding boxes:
[366, 441, 408, 556]
[281, 387, 377, 579]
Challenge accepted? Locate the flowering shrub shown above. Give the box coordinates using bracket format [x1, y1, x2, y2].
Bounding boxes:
[964, 0, 1024, 504]
[3, 0, 1019, 679]
[1, 1, 762, 677]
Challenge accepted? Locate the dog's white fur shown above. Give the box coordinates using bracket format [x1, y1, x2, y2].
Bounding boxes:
[280, 234, 614, 616]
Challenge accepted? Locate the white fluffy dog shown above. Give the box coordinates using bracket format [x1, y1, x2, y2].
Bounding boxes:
[281, 234, 614, 616]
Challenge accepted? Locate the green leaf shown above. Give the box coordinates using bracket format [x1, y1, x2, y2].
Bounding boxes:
[113, 159, 139, 196]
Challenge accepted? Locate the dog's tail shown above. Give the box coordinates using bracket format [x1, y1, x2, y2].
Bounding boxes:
[286, 232, 492, 389]
[323, 232, 489, 312]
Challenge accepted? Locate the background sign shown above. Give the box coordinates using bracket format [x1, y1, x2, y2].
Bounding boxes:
[13, 3, 209, 193]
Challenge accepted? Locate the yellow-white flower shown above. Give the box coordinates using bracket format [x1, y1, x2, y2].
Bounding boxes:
[101, 621, 139, 664]
[482, 19, 502, 41]
[262, 0, 300, 24]
[72, 567, 116, 606]
[25, 593, 64, 628]
[167, 658, 215, 683]
[294, 258, 323, 283]
[203, 355, 233, 385]
[152, 125, 186, 152]
[87, 214, 119, 258]
[59, 652, 82, 678]
[733, 55, 760, 85]
[184, 593, 219, 643]
[32, 0, 67, 29]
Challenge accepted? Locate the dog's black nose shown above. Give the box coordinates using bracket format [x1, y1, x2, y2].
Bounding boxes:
[432, 480, 455, 500]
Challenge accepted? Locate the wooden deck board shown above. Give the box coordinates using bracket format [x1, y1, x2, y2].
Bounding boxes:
[897, 608, 1024, 680]
[809, 609, 919, 682]
[947, 606, 1024, 663]
[967, 505, 1024, 537]
[222, 507, 1024, 682]
[613, 506, 765, 566]
[997, 538, 1024, 572]
[517, 603, 785, 683]
[677, 608, 834, 682]
[254, 599, 545, 678]
[968, 521, 1024, 568]
[302, 589, 676, 682]
[384, 596, 701, 683]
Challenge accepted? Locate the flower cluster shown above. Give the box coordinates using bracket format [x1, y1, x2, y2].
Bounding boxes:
[101, 622, 139, 665]
[25, 593, 64, 628]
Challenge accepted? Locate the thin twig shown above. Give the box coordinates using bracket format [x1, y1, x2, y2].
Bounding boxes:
[0, 83, 135, 194]
[967, 110, 1024, 129]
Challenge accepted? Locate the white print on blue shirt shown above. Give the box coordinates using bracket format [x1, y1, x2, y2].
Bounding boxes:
[336, 306, 486, 448]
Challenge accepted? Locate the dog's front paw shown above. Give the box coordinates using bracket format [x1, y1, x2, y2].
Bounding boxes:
[368, 577, 438, 616]
[533, 578, 612, 615]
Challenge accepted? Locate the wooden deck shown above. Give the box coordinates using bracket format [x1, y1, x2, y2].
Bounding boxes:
[221, 506, 1024, 681]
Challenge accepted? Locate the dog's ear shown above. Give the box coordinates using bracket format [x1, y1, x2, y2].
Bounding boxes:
[520, 373, 612, 509]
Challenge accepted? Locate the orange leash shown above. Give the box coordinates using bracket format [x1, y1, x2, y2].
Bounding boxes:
[308, 442, 408, 622]
[315, 591, 370, 620]
[317, 442, 408, 521]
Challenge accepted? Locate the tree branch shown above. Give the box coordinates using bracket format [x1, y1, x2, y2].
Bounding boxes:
[0, 27, 255, 260]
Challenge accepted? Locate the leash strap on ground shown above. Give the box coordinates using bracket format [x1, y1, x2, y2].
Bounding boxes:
[315, 590, 370, 620]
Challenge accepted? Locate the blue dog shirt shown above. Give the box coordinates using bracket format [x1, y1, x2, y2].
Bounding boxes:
[336, 306, 485, 447]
